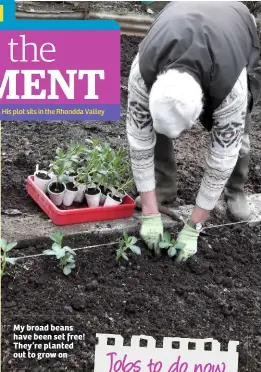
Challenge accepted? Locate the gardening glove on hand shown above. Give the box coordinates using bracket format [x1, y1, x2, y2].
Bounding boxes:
[175, 224, 200, 262]
[140, 214, 163, 255]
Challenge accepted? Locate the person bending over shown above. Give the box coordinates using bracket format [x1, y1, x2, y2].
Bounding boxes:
[126, 1, 261, 261]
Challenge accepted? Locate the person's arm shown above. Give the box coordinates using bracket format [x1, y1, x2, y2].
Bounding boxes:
[194, 67, 248, 221]
[126, 57, 158, 216]
[127, 102, 158, 216]
[190, 205, 209, 224]
[140, 191, 159, 215]
[126, 57, 164, 254]
[175, 67, 248, 262]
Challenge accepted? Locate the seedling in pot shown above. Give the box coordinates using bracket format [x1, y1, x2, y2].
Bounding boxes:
[48, 150, 72, 205]
[76, 153, 103, 207]
[66, 168, 77, 182]
[114, 177, 134, 198]
[83, 139, 134, 206]
[72, 174, 87, 203]
[102, 150, 133, 205]
[35, 171, 51, 180]
[64, 142, 88, 180]
[34, 164, 52, 193]
[43, 232, 76, 275]
[49, 148, 73, 185]
[104, 192, 122, 206]
[71, 149, 94, 204]
[63, 182, 78, 207]
[116, 233, 141, 262]
[85, 185, 101, 208]
[1, 239, 18, 277]
[104, 165, 123, 199]
[110, 150, 134, 197]
[104, 172, 134, 206]
[95, 170, 112, 205]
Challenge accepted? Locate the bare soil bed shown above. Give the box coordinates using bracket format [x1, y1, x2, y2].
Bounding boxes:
[1, 223, 261, 372]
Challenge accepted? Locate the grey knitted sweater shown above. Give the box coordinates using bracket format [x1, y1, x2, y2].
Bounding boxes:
[126, 55, 248, 210]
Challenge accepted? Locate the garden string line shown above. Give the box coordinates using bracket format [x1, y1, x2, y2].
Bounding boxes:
[12, 241, 119, 261]
[203, 219, 261, 230]
[8, 219, 261, 261]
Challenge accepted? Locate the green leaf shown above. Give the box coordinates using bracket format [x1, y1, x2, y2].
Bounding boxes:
[162, 232, 172, 242]
[159, 242, 171, 249]
[65, 254, 75, 263]
[129, 236, 137, 245]
[0, 239, 7, 250]
[47, 243, 66, 259]
[61, 174, 70, 183]
[168, 247, 177, 257]
[5, 242, 18, 252]
[52, 243, 61, 250]
[123, 232, 128, 241]
[64, 246, 76, 255]
[56, 148, 64, 157]
[118, 239, 125, 249]
[43, 249, 56, 256]
[174, 242, 186, 250]
[49, 232, 63, 246]
[130, 245, 141, 255]
[6, 257, 18, 265]
[63, 266, 72, 275]
[66, 262, 75, 269]
[116, 248, 123, 258]
[121, 252, 129, 261]
[52, 245, 65, 259]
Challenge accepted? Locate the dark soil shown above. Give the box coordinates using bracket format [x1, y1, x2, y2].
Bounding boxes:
[111, 194, 122, 202]
[35, 172, 51, 181]
[49, 182, 65, 194]
[85, 188, 100, 196]
[100, 185, 110, 196]
[66, 182, 77, 192]
[1, 35, 260, 216]
[2, 223, 261, 372]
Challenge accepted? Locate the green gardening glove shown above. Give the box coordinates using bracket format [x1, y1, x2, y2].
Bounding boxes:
[175, 224, 200, 262]
[140, 214, 163, 254]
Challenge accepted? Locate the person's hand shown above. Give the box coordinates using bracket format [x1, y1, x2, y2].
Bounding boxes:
[174, 224, 200, 262]
[140, 214, 163, 254]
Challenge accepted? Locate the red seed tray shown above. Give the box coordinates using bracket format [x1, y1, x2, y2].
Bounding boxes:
[26, 175, 136, 226]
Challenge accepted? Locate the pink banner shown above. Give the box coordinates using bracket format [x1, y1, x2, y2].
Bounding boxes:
[0, 30, 120, 105]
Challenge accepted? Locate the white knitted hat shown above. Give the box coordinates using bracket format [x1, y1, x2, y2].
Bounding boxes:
[149, 69, 203, 138]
